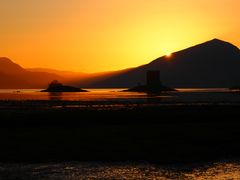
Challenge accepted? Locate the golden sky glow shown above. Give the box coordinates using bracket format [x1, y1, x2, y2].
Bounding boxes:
[1, 0, 240, 72]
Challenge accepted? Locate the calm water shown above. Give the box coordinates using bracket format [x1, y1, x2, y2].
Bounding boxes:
[1, 161, 240, 179]
[0, 88, 240, 103]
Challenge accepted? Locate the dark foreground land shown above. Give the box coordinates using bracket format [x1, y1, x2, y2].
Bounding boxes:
[1, 100, 240, 164]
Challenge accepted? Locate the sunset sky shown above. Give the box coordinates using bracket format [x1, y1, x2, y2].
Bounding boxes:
[1, 0, 240, 72]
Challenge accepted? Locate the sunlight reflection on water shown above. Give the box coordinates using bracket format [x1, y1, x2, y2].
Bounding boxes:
[0, 89, 167, 101]
[1, 161, 240, 179]
[0, 88, 240, 104]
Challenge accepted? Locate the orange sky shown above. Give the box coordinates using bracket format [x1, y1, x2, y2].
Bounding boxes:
[1, 0, 240, 72]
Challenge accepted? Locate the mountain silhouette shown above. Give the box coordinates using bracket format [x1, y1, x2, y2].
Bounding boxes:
[27, 68, 90, 79]
[74, 39, 240, 88]
[0, 57, 62, 88]
[1, 39, 240, 88]
[0, 57, 128, 88]
[0, 57, 26, 74]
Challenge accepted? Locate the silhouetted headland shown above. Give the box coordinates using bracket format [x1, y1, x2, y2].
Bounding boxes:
[124, 71, 176, 93]
[41, 80, 88, 92]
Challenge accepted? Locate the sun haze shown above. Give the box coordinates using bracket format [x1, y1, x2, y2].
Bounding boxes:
[0, 0, 240, 72]
[166, 53, 172, 58]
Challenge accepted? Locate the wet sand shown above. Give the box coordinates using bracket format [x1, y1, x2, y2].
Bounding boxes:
[1, 100, 240, 164]
[2, 161, 240, 179]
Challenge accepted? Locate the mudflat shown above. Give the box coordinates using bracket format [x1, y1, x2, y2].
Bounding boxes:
[1, 100, 240, 163]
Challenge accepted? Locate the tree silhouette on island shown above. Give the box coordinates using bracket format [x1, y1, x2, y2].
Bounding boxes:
[41, 80, 88, 92]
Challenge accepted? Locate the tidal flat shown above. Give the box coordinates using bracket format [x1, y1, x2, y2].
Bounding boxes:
[1, 100, 240, 163]
[1, 89, 240, 179]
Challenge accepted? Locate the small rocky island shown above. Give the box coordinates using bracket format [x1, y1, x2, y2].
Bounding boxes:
[41, 80, 88, 92]
[124, 71, 176, 93]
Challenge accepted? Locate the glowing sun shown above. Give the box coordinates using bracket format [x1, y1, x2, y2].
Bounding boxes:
[165, 53, 172, 58]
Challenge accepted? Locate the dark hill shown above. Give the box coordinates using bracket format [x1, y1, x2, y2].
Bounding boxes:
[1, 39, 240, 88]
[75, 39, 240, 88]
[0, 57, 25, 74]
[0, 57, 62, 88]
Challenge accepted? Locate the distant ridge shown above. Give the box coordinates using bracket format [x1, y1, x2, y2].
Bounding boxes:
[1, 39, 240, 88]
[0, 57, 132, 88]
[27, 68, 89, 79]
[74, 38, 240, 88]
[0, 57, 62, 88]
[0, 57, 25, 74]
